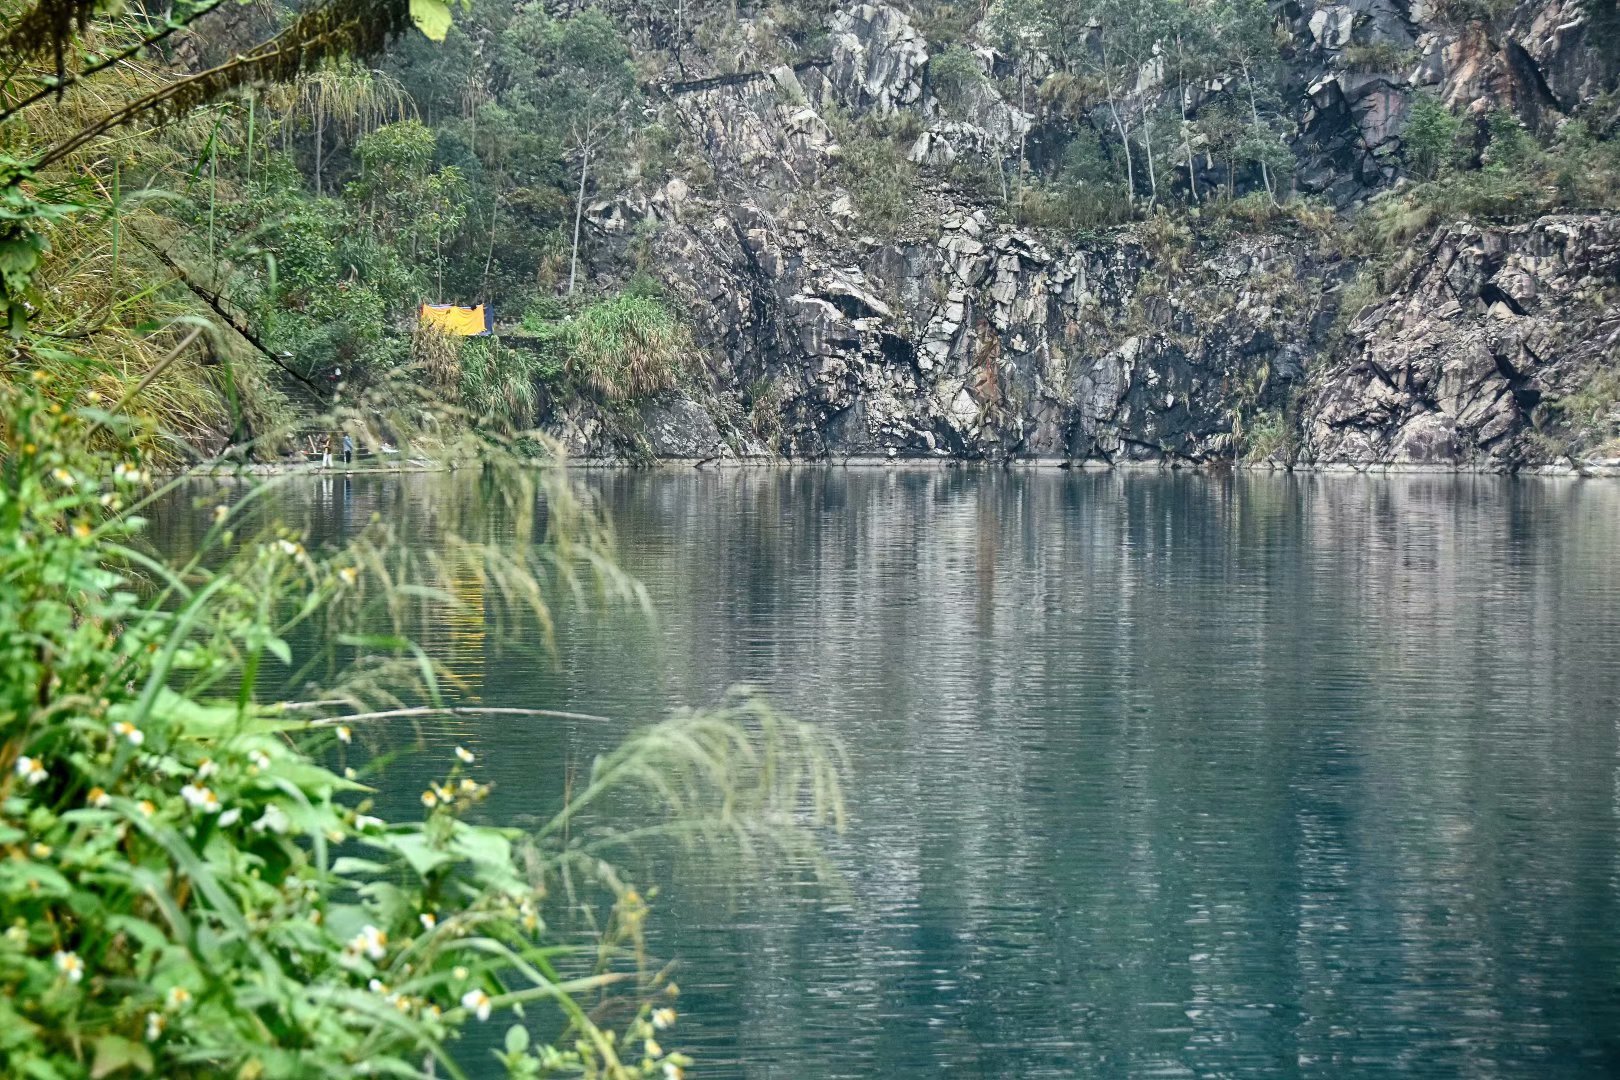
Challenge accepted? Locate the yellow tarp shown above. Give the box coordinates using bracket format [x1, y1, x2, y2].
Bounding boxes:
[419, 304, 488, 336]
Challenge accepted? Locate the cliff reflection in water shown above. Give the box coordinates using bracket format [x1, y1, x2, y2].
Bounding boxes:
[156, 468, 1620, 1078]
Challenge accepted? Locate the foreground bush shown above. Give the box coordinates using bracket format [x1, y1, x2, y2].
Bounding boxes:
[0, 370, 841, 1078]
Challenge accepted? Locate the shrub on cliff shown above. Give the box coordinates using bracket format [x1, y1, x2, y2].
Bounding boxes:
[929, 45, 986, 117]
[522, 294, 689, 403]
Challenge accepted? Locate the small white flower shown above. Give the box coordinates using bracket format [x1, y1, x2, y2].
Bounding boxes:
[354, 814, 384, 831]
[14, 755, 46, 786]
[645, 1037, 663, 1057]
[212, 505, 229, 524]
[112, 721, 144, 747]
[652, 1007, 677, 1030]
[54, 951, 84, 983]
[87, 786, 111, 808]
[251, 804, 289, 834]
[195, 759, 218, 779]
[663, 1063, 684, 1080]
[454, 745, 474, 764]
[166, 986, 191, 1010]
[144, 1011, 165, 1042]
[419, 912, 437, 930]
[349, 925, 388, 961]
[51, 468, 77, 488]
[217, 808, 242, 827]
[338, 565, 358, 585]
[114, 462, 138, 482]
[336, 725, 352, 745]
[179, 784, 220, 814]
[460, 988, 492, 1021]
[249, 749, 272, 771]
[276, 539, 301, 557]
[368, 978, 388, 994]
[420, 789, 438, 809]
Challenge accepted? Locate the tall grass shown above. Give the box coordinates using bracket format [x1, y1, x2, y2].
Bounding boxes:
[527, 294, 689, 403]
[457, 336, 556, 432]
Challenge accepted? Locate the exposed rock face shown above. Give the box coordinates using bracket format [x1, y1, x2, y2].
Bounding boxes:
[1303, 215, 1620, 469]
[1289, 0, 1620, 202]
[542, 1, 1618, 470]
[635, 203, 1327, 464]
[826, 4, 930, 117]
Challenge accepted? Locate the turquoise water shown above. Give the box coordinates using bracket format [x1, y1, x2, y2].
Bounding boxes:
[159, 469, 1620, 1077]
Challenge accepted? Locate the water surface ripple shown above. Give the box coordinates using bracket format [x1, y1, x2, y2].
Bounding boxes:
[164, 470, 1620, 1078]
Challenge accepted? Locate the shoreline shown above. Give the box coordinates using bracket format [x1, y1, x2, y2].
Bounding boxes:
[175, 455, 1620, 479]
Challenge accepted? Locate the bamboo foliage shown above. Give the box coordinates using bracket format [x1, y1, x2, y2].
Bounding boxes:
[279, 60, 415, 196]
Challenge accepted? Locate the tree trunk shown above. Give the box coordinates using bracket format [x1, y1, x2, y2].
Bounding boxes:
[1100, 42, 1134, 206]
[1140, 90, 1158, 208]
[568, 140, 591, 297]
[1177, 37, 1197, 204]
[1241, 60, 1278, 207]
[1105, 90, 1135, 205]
[482, 184, 500, 298]
[314, 107, 324, 198]
[1015, 70, 1027, 223]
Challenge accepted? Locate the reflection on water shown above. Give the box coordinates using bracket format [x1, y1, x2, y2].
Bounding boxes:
[155, 469, 1620, 1078]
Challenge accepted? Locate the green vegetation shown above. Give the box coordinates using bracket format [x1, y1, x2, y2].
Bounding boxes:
[1238, 407, 1292, 463]
[929, 45, 986, 116]
[2, 0, 1608, 455]
[1383, 104, 1620, 226]
[0, 0, 682, 448]
[1341, 42, 1416, 74]
[0, 376, 845, 1075]
[522, 295, 689, 404]
[1538, 362, 1620, 459]
[1339, 105, 1620, 349]
[1402, 92, 1467, 181]
[456, 336, 555, 432]
[0, 375, 676, 1078]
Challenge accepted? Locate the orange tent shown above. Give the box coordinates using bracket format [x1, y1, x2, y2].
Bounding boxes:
[419, 304, 490, 336]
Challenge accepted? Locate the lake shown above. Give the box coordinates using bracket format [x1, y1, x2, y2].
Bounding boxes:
[155, 468, 1620, 1078]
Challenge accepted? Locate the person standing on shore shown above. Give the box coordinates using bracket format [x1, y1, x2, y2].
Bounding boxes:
[342, 432, 354, 465]
[320, 434, 333, 468]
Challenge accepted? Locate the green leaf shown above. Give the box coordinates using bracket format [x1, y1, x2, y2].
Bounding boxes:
[411, 0, 452, 41]
[370, 831, 455, 880]
[90, 1034, 153, 1078]
[505, 1024, 530, 1054]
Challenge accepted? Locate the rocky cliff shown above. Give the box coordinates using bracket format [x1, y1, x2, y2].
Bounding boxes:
[1305, 214, 1620, 468]
[541, 0, 1620, 472]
